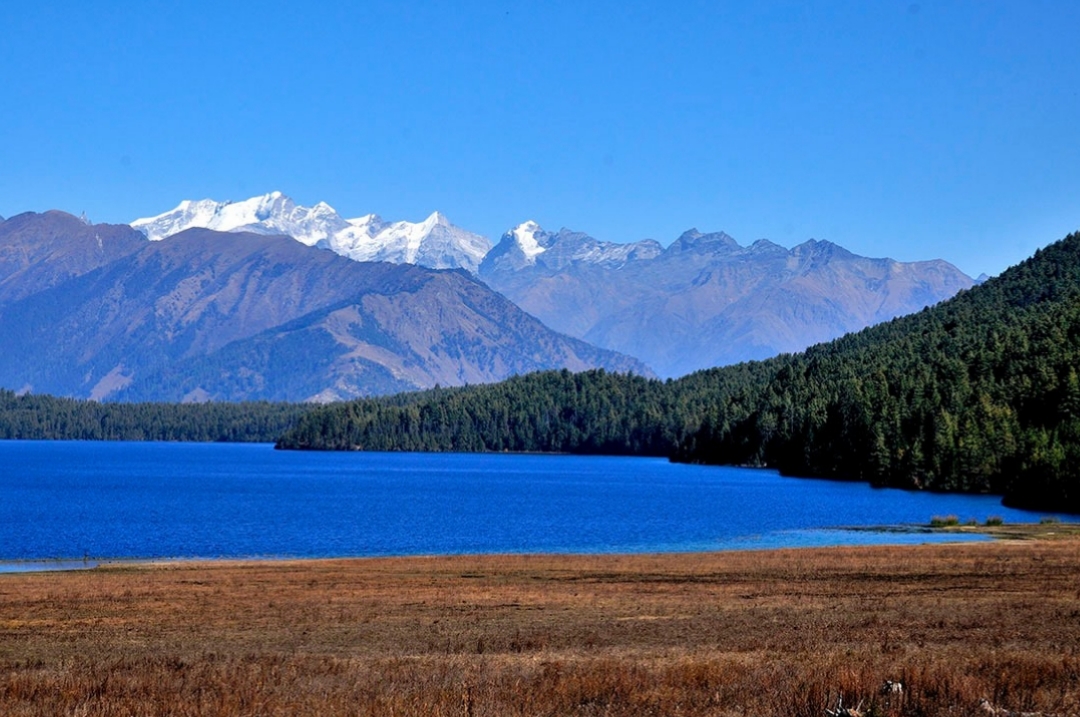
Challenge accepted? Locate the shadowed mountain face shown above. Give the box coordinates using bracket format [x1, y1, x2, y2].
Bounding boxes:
[480, 225, 975, 378]
[0, 213, 649, 402]
[0, 211, 148, 304]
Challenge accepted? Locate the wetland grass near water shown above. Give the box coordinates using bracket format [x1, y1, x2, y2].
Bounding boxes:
[2, 537, 1080, 716]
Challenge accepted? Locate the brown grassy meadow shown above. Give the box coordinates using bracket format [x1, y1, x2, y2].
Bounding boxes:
[2, 533, 1080, 716]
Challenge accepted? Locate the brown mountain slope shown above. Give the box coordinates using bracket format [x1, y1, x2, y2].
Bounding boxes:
[0, 216, 649, 401]
[121, 268, 650, 403]
[0, 211, 147, 305]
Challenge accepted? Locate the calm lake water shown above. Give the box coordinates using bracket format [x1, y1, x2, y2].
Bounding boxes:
[0, 441, 1074, 565]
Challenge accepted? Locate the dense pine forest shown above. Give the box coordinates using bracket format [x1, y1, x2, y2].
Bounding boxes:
[674, 233, 1080, 511]
[0, 391, 311, 443]
[274, 368, 729, 455]
[278, 231, 1080, 512]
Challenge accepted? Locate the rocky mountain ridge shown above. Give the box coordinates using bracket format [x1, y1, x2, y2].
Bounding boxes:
[132, 192, 492, 274]
[130, 193, 975, 376]
[479, 223, 975, 377]
[0, 211, 647, 402]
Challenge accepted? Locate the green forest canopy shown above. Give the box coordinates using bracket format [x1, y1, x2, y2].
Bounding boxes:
[278, 231, 1080, 512]
[0, 391, 310, 443]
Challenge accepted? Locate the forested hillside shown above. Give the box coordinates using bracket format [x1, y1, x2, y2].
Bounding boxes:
[0, 391, 310, 442]
[278, 231, 1080, 512]
[676, 232, 1080, 511]
[276, 369, 713, 455]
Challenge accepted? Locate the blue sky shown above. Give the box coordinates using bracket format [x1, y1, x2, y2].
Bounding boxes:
[1, 1, 1078, 277]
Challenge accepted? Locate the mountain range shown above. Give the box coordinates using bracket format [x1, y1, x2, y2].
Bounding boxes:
[132, 192, 492, 274]
[134, 193, 975, 377]
[479, 223, 976, 377]
[0, 194, 975, 403]
[0, 211, 646, 402]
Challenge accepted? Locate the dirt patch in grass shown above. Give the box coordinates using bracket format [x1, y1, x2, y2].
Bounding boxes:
[3, 539, 1080, 715]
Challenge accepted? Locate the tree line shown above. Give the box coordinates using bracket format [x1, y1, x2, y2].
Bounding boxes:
[278, 231, 1080, 512]
[0, 391, 310, 443]
[674, 233, 1080, 511]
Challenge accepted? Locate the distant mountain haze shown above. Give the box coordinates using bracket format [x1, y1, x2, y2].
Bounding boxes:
[133, 193, 975, 377]
[479, 223, 976, 377]
[0, 194, 976, 402]
[0, 212, 647, 402]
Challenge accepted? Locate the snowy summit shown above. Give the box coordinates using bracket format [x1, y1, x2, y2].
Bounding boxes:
[131, 192, 492, 274]
[480, 221, 663, 274]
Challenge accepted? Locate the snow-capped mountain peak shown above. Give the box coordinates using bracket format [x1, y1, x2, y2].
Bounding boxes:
[478, 221, 555, 274]
[327, 210, 491, 271]
[130, 191, 350, 246]
[346, 213, 385, 231]
[131, 194, 491, 274]
[480, 221, 663, 275]
[512, 221, 547, 263]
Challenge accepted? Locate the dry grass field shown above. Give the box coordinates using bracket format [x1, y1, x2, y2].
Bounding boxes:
[2, 531, 1080, 716]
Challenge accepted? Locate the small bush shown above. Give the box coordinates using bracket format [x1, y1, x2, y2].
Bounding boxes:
[985, 516, 1004, 526]
[930, 515, 960, 528]
[1040, 516, 1061, 525]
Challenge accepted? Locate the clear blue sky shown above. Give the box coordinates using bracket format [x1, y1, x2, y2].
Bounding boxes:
[1, 0, 1078, 277]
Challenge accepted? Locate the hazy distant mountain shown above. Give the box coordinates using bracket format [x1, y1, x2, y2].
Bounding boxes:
[115, 190, 986, 381]
[132, 192, 492, 274]
[480, 223, 976, 378]
[0, 212, 647, 402]
[132, 195, 976, 378]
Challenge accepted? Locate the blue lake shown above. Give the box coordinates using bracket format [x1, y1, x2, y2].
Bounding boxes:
[0, 441, 1074, 564]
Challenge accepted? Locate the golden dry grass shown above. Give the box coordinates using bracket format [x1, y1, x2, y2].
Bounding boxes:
[2, 536, 1080, 715]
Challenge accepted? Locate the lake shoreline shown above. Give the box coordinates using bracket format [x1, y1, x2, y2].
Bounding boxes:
[1, 521, 1071, 574]
[5, 442, 1075, 562]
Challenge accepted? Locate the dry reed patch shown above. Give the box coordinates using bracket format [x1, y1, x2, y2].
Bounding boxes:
[2, 542, 1080, 716]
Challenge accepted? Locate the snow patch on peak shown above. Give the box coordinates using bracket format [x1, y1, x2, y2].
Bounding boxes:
[481, 223, 663, 275]
[332, 211, 490, 272]
[346, 213, 385, 233]
[512, 221, 546, 263]
[414, 211, 449, 236]
[131, 195, 492, 273]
